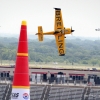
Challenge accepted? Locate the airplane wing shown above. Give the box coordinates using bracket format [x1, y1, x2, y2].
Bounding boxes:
[54, 8, 64, 31]
[55, 34, 65, 56]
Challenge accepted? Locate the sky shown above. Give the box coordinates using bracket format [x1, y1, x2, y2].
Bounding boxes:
[0, 0, 100, 37]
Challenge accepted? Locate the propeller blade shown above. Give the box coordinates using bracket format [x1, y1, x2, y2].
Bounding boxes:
[71, 30, 75, 32]
[71, 26, 75, 33]
[70, 26, 75, 35]
[35, 33, 38, 35]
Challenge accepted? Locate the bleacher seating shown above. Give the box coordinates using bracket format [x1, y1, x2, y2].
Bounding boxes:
[0, 83, 100, 100]
[88, 88, 100, 100]
[30, 85, 45, 100]
[48, 87, 84, 100]
[0, 84, 7, 100]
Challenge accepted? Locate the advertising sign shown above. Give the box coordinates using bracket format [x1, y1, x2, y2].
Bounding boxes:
[11, 88, 30, 100]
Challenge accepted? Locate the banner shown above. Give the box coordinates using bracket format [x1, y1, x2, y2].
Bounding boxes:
[11, 88, 30, 100]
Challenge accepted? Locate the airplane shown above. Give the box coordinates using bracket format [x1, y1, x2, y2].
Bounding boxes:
[36, 8, 75, 56]
[95, 28, 100, 31]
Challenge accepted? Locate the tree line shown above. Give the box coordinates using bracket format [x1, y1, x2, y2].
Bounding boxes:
[0, 37, 100, 66]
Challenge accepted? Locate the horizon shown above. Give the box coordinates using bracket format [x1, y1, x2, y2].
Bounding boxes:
[0, 33, 100, 41]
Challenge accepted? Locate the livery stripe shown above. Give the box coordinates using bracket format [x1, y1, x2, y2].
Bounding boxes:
[12, 86, 30, 89]
[17, 53, 28, 56]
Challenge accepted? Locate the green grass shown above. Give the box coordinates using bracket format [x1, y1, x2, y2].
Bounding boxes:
[0, 60, 100, 70]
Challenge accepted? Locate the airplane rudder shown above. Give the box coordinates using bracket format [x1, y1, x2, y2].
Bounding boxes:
[38, 26, 43, 41]
[38, 26, 43, 33]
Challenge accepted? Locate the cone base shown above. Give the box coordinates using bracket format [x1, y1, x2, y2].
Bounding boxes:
[11, 88, 30, 100]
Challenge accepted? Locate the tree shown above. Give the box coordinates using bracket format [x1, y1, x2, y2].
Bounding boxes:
[90, 59, 98, 66]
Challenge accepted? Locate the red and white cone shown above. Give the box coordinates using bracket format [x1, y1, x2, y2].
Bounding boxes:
[11, 21, 30, 100]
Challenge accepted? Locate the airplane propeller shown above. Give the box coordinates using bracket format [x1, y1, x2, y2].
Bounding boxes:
[71, 26, 75, 35]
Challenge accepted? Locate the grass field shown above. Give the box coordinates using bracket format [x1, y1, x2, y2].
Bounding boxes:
[0, 60, 100, 70]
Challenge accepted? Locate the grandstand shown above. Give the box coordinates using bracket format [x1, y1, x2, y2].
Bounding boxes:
[1, 66, 100, 86]
[1, 66, 100, 100]
[0, 82, 100, 100]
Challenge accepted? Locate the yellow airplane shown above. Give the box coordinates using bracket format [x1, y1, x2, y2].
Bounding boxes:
[36, 8, 75, 56]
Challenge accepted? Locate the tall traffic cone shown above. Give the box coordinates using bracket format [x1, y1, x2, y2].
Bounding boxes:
[11, 21, 30, 100]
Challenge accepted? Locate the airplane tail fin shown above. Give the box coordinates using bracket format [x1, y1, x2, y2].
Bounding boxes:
[36, 26, 43, 41]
